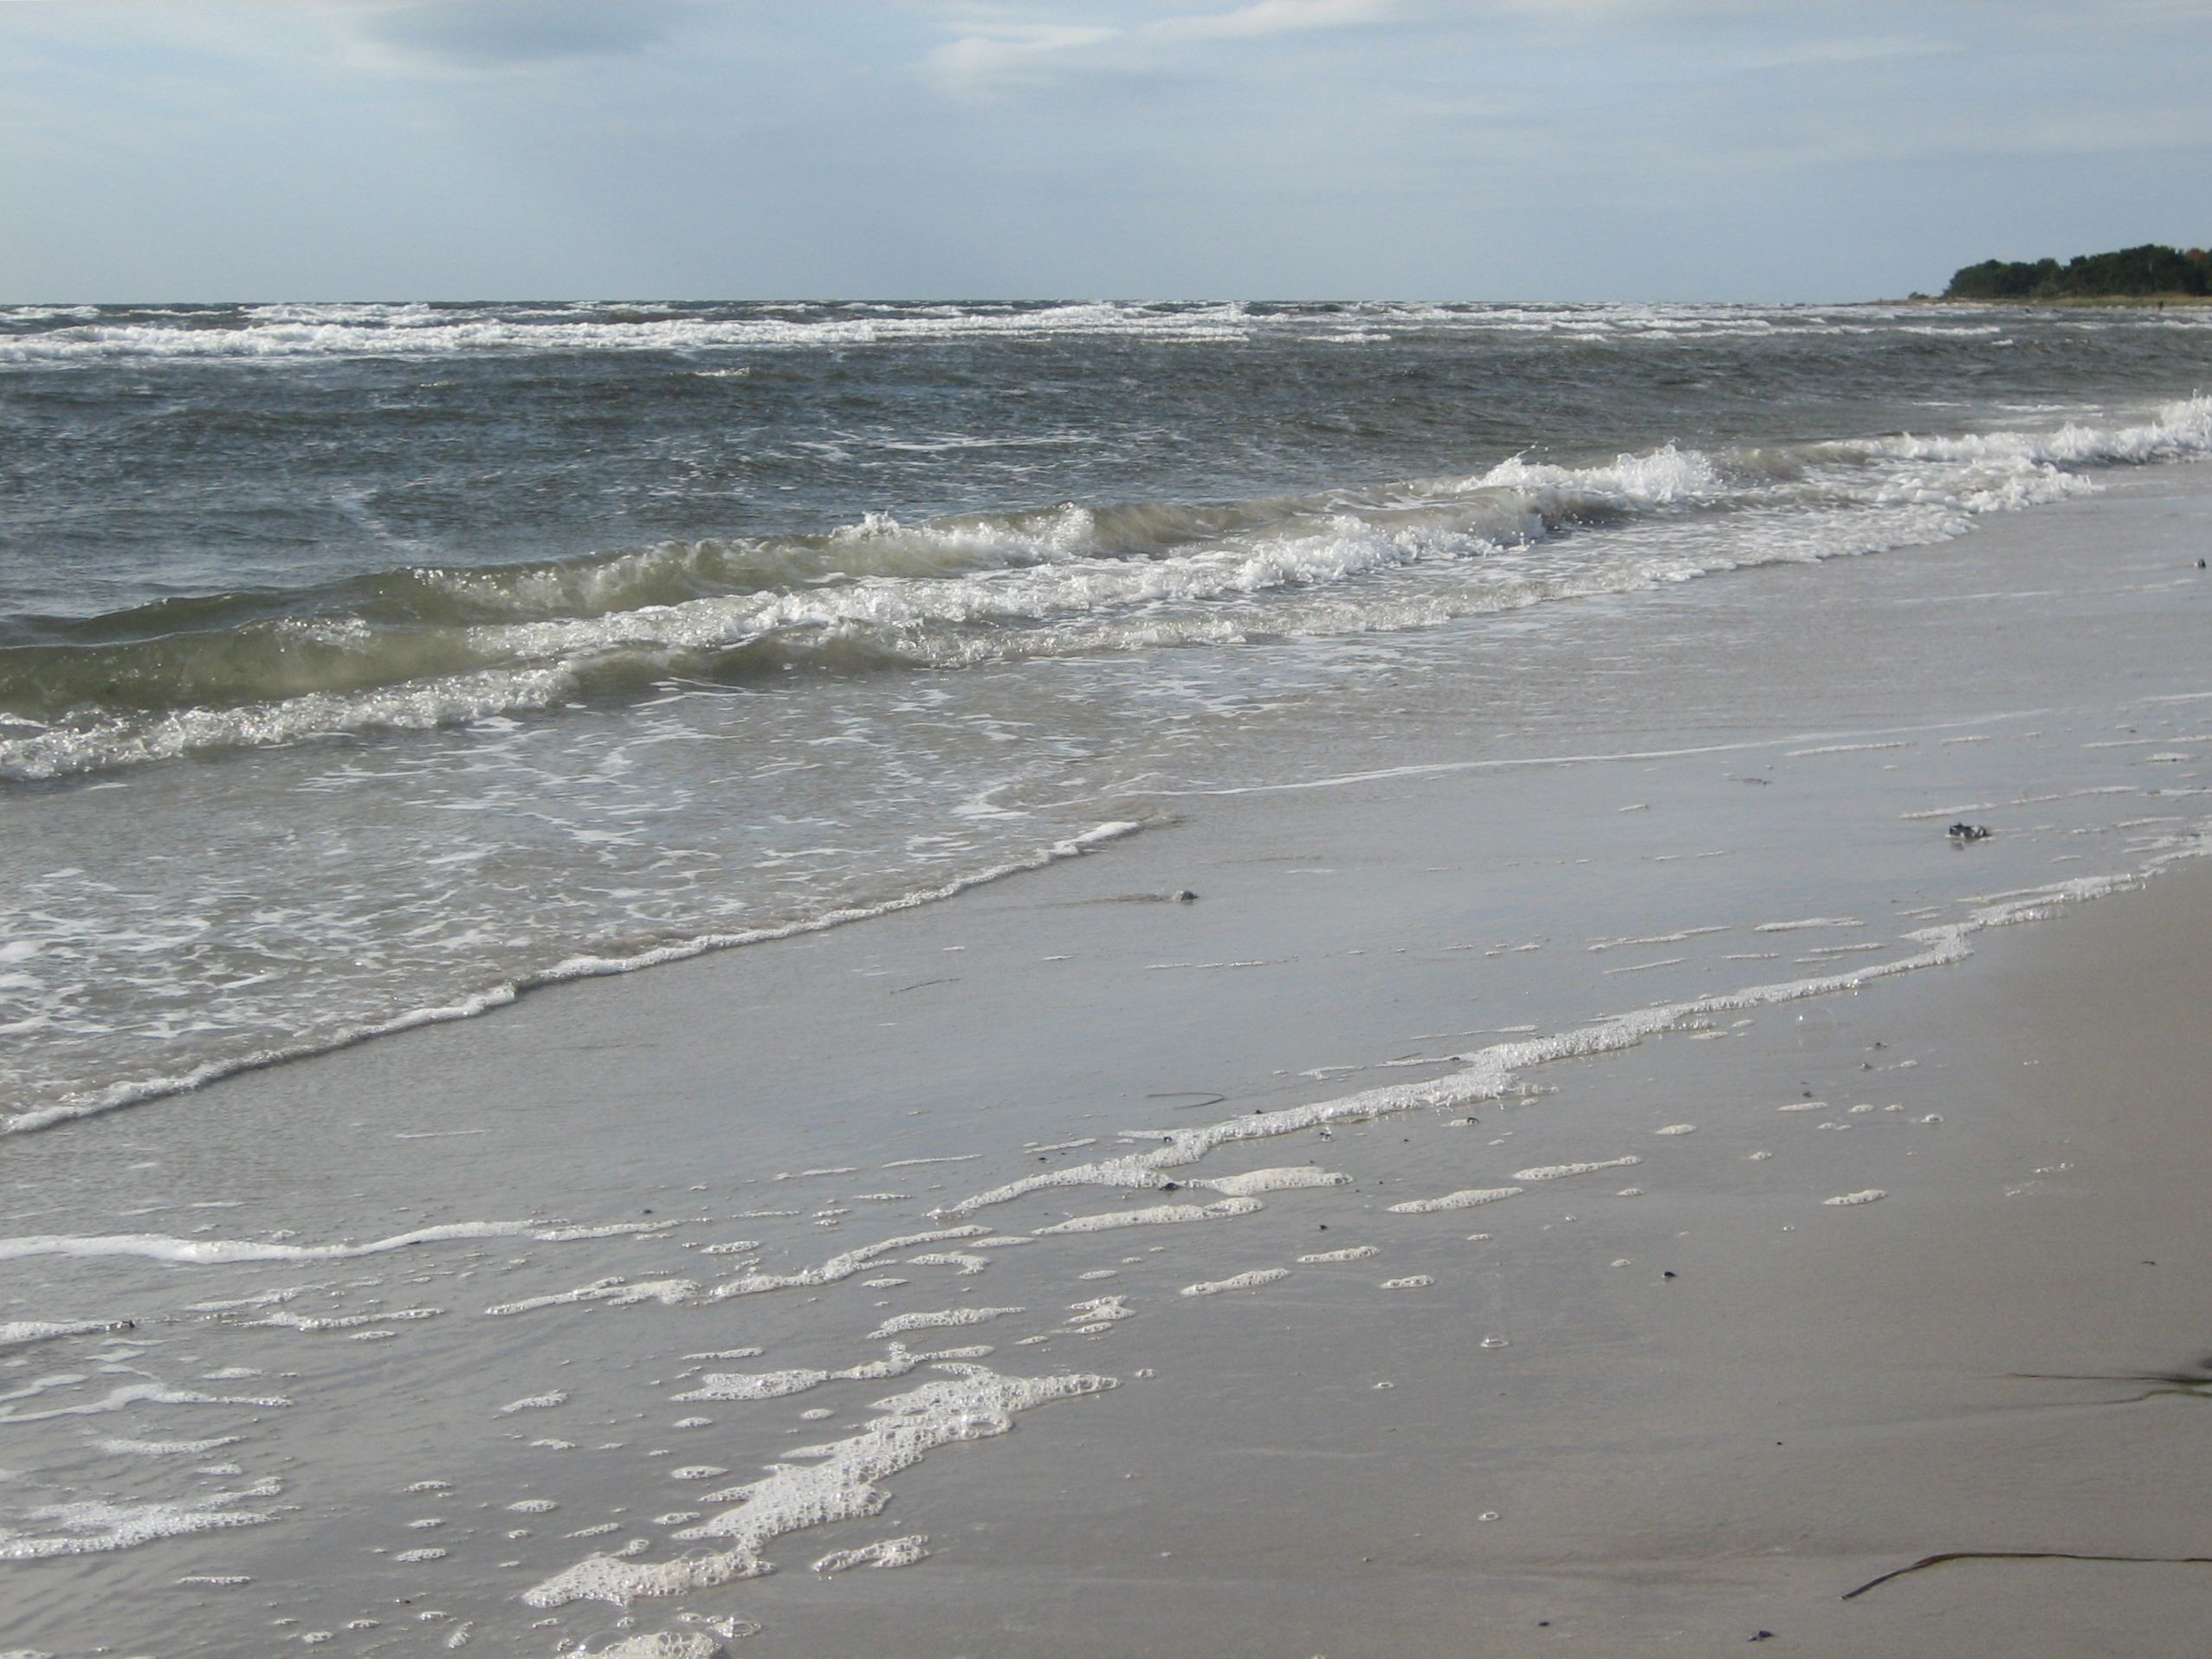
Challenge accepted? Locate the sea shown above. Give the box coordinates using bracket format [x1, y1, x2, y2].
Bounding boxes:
[6, 299, 2211, 1134]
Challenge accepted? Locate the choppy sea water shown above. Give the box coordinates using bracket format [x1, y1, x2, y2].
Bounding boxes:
[5, 299, 2212, 1131]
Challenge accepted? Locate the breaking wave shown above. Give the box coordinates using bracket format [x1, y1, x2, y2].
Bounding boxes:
[13, 298, 2196, 367]
[4, 397, 2208, 781]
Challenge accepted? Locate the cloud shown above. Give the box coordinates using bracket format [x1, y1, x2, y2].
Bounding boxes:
[1149, 0, 1398, 43]
[352, 0, 693, 69]
[923, 0, 1400, 97]
[924, 21, 1122, 95]
[1725, 34, 1956, 72]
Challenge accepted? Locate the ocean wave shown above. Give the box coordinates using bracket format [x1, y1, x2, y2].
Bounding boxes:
[0, 302, 1261, 364]
[1840, 391, 2212, 468]
[4, 399, 2207, 780]
[1, 299, 2134, 365]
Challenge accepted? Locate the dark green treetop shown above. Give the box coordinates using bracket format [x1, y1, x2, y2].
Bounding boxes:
[1944, 243, 2209, 300]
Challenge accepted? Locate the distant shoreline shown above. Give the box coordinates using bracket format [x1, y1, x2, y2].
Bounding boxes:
[1898, 293, 2212, 309]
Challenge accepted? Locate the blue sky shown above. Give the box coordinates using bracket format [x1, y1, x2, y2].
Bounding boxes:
[2, 0, 2206, 300]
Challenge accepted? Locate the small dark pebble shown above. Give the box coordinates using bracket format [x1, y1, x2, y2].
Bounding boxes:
[1317, 1223, 1329, 1230]
[1750, 1632, 1775, 1643]
[1161, 1181, 1180, 1191]
[1173, 888, 1199, 903]
[1946, 821, 1991, 842]
[1663, 1270, 1677, 1280]
[2197, 558, 2207, 568]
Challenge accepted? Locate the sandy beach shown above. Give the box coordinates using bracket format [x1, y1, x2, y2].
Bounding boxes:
[4, 455, 2210, 1655]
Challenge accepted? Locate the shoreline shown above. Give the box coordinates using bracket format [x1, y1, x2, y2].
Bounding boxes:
[1898, 294, 2212, 308]
[3, 462, 2209, 1655]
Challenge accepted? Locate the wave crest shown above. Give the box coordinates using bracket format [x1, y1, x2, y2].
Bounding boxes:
[6, 399, 2208, 781]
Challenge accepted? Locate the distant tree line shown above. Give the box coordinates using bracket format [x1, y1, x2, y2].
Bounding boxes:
[1944, 243, 2209, 300]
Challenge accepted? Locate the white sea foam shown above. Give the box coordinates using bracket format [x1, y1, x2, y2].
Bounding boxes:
[0, 1382, 289, 1424]
[1474, 442, 1724, 507]
[94, 1435, 241, 1457]
[865, 1307, 1022, 1340]
[1387, 1187, 1523, 1215]
[581, 1634, 725, 1659]
[905, 1251, 990, 1275]
[1587, 926, 1730, 952]
[0, 1485, 279, 1560]
[673, 1343, 995, 1404]
[0, 1219, 656, 1264]
[523, 1365, 1113, 1604]
[1180, 1269, 1290, 1297]
[1064, 1295, 1132, 1326]
[485, 1279, 699, 1317]
[1194, 1167, 1349, 1196]
[707, 1226, 989, 1299]
[251, 1306, 441, 1333]
[1512, 1158, 1642, 1181]
[497, 1391, 568, 1414]
[1032, 1197, 1263, 1235]
[0, 1320, 133, 1349]
[812, 1533, 929, 1574]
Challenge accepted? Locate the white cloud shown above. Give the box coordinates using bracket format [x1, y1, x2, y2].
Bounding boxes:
[924, 0, 1400, 97]
[1724, 34, 1955, 72]
[1149, 0, 1399, 43]
[924, 21, 1122, 96]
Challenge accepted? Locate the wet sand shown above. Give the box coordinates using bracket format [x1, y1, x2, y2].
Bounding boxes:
[650, 869, 2212, 1659]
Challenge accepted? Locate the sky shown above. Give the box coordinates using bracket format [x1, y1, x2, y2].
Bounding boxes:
[1, 0, 2207, 301]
